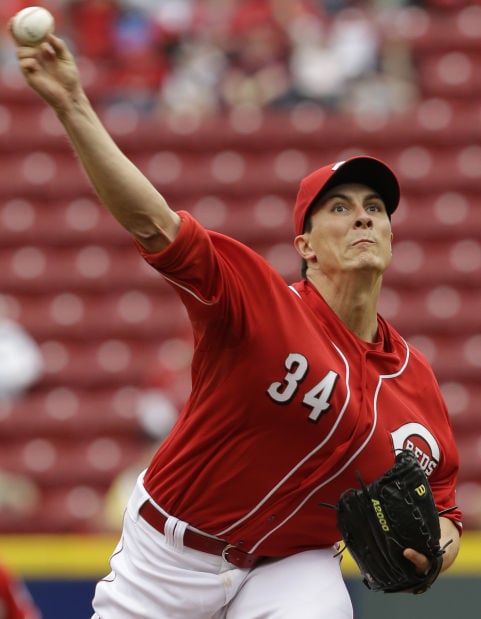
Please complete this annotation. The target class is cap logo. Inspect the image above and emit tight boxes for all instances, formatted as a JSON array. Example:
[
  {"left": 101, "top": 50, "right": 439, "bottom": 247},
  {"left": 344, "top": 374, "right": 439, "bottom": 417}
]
[{"left": 331, "top": 161, "right": 346, "bottom": 171}]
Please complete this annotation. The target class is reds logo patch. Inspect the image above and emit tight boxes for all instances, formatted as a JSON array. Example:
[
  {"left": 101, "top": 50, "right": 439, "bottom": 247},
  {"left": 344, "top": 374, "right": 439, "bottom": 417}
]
[{"left": 390, "top": 423, "right": 439, "bottom": 477}]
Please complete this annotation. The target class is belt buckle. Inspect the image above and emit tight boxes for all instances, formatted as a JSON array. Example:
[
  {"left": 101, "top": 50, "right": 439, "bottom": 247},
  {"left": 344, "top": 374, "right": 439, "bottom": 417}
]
[{"left": 221, "top": 544, "right": 236, "bottom": 563}]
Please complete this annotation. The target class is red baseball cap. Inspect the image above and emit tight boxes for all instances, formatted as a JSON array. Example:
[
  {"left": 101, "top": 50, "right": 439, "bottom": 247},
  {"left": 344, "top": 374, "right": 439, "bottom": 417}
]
[{"left": 293, "top": 156, "right": 400, "bottom": 236}]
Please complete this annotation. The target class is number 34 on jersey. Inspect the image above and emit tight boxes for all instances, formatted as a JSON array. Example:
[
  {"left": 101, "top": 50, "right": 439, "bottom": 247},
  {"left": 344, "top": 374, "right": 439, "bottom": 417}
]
[{"left": 267, "top": 352, "right": 339, "bottom": 422}]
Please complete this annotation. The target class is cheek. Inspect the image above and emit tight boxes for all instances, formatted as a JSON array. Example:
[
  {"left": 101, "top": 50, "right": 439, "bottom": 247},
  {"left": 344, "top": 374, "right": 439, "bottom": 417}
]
[
  {"left": 382, "top": 234, "right": 393, "bottom": 263},
  {"left": 385, "top": 249, "right": 393, "bottom": 267},
  {"left": 312, "top": 233, "right": 333, "bottom": 256}
]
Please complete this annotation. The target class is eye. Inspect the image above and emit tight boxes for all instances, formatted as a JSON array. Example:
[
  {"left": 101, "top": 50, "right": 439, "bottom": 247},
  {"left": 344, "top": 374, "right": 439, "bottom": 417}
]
[
  {"left": 332, "top": 202, "right": 348, "bottom": 213},
  {"left": 366, "top": 202, "right": 385, "bottom": 213}
]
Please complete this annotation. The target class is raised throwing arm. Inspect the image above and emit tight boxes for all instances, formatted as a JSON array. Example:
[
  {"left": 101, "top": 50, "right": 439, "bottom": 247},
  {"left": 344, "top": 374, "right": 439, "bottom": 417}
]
[{"left": 13, "top": 34, "right": 180, "bottom": 252}]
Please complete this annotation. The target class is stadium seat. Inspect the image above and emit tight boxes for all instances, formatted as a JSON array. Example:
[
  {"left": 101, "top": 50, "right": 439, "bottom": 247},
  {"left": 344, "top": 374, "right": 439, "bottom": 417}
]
[
  {"left": 392, "top": 190, "right": 481, "bottom": 242},
  {"left": 0, "top": 197, "right": 130, "bottom": 248},
  {"left": 455, "top": 434, "right": 481, "bottom": 482},
  {"left": 406, "top": 4, "right": 481, "bottom": 55},
  {"left": 0, "top": 435, "right": 143, "bottom": 485},
  {"left": 417, "top": 51, "right": 481, "bottom": 99},
  {"left": 0, "top": 386, "right": 142, "bottom": 439},
  {"left": 443, "top": 381, "right": 481, "bottom": 435},
  {"left": 32, "top": 485, "right": 107, "bottom": 533}
]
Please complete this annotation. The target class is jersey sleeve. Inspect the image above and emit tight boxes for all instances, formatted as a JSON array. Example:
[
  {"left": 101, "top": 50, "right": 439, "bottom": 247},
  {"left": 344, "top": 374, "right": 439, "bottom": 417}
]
[
  {"left": 134, "top": 211, "right": 286, "bottom": 343},
  {"left": 135, "top": 211, "right": 224, "bottom": 305}
]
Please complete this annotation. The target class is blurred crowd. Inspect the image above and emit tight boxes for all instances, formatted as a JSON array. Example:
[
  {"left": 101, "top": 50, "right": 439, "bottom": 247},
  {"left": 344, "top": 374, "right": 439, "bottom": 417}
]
[
  {"left": 0, "top": 296, "right": 43, "bottom": 523},
  {"left": 0, "top": 297, "right": 44, "bottom": 618},
  {"left": 1, "top": 0, "right": 419, "bottom": 116}
]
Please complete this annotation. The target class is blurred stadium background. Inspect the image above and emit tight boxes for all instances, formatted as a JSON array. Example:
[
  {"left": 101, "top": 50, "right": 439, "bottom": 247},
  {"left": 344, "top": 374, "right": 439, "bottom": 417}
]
[{"left": 0, "top": 0, "right": 480, "bottom": 617}]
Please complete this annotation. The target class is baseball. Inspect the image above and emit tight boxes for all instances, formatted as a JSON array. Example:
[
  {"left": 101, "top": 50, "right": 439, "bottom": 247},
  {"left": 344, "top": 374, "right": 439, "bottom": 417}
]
[{"left": 11, "top": 6, "right": 55, "bottom": 46}]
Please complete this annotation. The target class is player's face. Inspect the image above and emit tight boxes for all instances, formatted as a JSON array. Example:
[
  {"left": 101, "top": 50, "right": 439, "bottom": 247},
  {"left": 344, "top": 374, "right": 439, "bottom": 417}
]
[{"left": 300, "top": 183, "right": 393, "bottom": 278}]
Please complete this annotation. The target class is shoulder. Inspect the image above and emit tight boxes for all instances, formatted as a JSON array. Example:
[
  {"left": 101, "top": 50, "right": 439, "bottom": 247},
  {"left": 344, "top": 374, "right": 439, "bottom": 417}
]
[{"left": 380, "top": 316, "right": 437, "bottom": 375}]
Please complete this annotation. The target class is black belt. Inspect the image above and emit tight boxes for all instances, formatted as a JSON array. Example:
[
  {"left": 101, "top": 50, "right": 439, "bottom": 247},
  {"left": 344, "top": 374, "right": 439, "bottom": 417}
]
[{"left": 139, "top": 501, "right": 264, "bottom": 569}]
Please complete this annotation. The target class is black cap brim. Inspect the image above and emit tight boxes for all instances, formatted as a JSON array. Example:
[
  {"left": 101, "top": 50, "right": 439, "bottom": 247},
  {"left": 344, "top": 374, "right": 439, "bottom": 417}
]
[{"left": 319, "top": 157, "right": 400, "bottom": 216}]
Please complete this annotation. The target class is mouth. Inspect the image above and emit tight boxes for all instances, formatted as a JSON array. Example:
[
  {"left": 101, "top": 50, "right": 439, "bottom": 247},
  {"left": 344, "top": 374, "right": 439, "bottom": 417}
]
[{"left": 352, "top": 239, "right": 375, "bottom": 247}]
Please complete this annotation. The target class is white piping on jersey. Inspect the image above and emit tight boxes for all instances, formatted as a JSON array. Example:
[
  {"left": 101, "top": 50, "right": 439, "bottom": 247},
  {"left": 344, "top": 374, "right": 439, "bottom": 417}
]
[
  {"left": 160, "top": 280, "right": 299, "bottom": 314},
  {"left": 247, "top": 338, "right": 411, "bottom": 554},
  {"left": 164, "top": 273, "right": 300, "bottom": 305},
  {"left": 161, "top": 274, "right": 218, "bottom": 305},
  {"left": 216, "top": 340, "right": 352, "bottom": 538}
]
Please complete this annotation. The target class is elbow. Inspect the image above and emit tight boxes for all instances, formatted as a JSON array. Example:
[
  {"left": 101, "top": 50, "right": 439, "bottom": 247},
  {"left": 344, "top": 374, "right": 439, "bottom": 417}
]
[{"left": 133, "top": 212, "right": 181, "bottom": 253}]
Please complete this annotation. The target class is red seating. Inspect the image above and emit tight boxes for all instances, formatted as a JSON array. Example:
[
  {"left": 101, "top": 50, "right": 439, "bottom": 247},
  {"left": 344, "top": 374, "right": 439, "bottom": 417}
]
[
  {"left": 455, "top": 434, "right": 481, "bottom": 483},
  {"left": 0, "top": 387, "right": 143, "bottom": 439},
  {"left": 0, "top": 435, "right": 143, "bottom": 486},
  {"left": 28, "top": 485, "right": 107, "bottom": 533},
  {"left": 0, "top": 196, "right": 130, "bottom": 248},
  {"left": 380, "top": 286, "right": 481, "bottom": 337},
  {"left": 417, "top": 50, "right": 481, "bottom": 99},
  {"left": 444, "top": 381, "right": 481, "bottom": 435},
  {"left": 387, "top": 240, "right": 481, "bottom": 288},
  {"left": 402, "top": 334, "right": 480, "bottom": 383},
  {"left": 9, "top": 289, "right": 188, "bottom": 341},
  {"left": 0, "top": 244, "right": 168, "bottom": 294},
  {"left": 454, "top": 480, "right": 481, "bottom": 530},
  {"left": 404, "top": 5, "right": 481, "bottom": 55},
  {"left": 392, "top": 190, "right": 481, "bottom": 242},
  {"left": 36, "top": 338, "right": 161, "bottom": 388}
]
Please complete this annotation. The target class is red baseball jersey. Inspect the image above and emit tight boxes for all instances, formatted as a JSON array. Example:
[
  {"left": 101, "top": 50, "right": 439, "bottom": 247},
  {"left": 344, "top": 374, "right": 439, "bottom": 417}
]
[{"left": 138, "top": 212, "right": 462, "bottom": 557}]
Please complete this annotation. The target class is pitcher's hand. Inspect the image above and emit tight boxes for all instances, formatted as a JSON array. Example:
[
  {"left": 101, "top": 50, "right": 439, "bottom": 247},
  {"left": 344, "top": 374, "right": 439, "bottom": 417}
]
[
  {"left": 11, "top": 33, "right": 83, "bottom": 113},
  {"left": 403, "top": 548, "right": 430, "bottom": 574}
]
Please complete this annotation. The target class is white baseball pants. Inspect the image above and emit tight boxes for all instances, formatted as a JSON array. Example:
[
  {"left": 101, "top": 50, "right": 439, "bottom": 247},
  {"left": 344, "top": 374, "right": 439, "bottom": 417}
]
[{"left": 91, "top": 473, "right": 353, "bottom": 619}]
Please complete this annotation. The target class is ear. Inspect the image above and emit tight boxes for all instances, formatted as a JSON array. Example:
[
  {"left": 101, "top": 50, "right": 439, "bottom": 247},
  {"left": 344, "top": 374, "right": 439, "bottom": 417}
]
[{"left": 294, "top": 233, "right": 316, "bottom": 261}]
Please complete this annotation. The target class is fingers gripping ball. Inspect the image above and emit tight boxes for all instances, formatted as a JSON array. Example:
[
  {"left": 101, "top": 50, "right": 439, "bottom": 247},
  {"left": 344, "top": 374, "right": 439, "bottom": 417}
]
[{"left": 11, "top": 6, "right": 55, "bottom": 46}]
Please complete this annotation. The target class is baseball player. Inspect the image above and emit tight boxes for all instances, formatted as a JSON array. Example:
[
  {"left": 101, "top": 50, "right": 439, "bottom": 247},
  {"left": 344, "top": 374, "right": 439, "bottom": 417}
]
[{"left": 13, "top": 35, "right": 461, "bottom": 619}]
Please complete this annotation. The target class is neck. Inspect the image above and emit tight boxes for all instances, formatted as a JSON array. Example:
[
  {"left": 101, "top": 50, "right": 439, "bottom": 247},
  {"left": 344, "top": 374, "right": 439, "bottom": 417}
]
[{"left": 307, "top": 272, "right": 382, "bottom": 342}]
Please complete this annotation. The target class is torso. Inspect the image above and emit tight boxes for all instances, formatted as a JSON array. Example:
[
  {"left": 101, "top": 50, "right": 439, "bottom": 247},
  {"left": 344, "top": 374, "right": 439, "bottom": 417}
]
[{"left": 138, "top": 212, "right": 461, "bottom": 556}]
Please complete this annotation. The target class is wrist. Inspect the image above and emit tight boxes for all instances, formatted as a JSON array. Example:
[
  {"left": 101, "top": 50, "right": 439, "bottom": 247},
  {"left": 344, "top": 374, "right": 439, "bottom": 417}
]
[{"left": 55, "top": 88, "right": 91, "bottom": 123}]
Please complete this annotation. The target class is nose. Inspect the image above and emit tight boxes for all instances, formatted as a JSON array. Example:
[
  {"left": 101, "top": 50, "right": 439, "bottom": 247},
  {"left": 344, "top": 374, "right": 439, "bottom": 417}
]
[{"left": 354, "top": 213, "right": 373, "bottom": 229}]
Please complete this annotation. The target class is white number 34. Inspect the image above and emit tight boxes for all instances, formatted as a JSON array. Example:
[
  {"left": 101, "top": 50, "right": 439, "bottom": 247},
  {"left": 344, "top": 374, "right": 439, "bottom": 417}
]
[{"left": 266, "top": 353, "right": 339, "bottom": 422}]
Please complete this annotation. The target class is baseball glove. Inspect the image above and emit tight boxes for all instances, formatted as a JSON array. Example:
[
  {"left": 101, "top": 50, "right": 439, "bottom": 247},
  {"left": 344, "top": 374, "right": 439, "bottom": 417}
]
[{"left": 331, "top": 450, "right": 448, "bottom": 594}]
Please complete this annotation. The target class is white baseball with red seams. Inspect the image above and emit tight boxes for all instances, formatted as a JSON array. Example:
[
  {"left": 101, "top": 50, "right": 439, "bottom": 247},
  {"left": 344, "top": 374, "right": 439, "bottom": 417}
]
[{"left": 11, "top": 6, "right": 55, "bottom": 46}]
